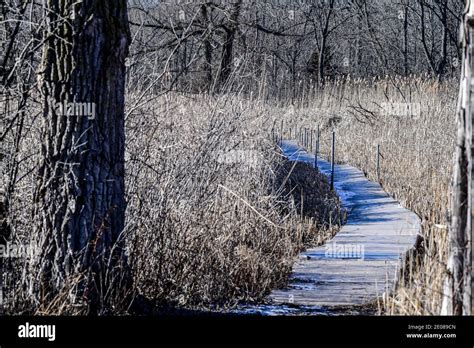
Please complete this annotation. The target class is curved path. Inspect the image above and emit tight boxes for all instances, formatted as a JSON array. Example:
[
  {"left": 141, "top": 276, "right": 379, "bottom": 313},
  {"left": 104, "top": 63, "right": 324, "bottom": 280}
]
[{"left": 268, "top": 140, "right": 421, "bottom": 307}]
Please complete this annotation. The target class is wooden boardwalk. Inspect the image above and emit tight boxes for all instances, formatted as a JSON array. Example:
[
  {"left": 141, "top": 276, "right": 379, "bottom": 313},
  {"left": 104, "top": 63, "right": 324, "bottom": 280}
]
[{"left": 269, "top": 141, "right": 421, "bottom": 307}]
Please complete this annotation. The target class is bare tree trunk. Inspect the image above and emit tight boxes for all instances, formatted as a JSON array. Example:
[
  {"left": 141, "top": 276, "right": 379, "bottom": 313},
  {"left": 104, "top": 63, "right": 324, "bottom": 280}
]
[
  {"left": 438, "top": 0, "right": 449, "bottom": 80},
  {"left": 32, "top": 0, "right": 131, "bottom": 311},
  {"left": 317, "top": 0, "right": 335, "bottom": 85},
  {"left": 403, "top": 4, "right": 409, "bottom": 76},
  {"left": 442, "top": 0, "right": 472, "bottom": 316},
  {"left": 200, "top": 3, "right": 213, "bottom": 93},
  {"left": 218, "top": 0, "right": 242, "bottom": 91},
  {"left": 419, "top": 0, "right": 438, "bottom": 76},
  {"left": 318, "top": 34, "right": 327, "bottom": 85}
]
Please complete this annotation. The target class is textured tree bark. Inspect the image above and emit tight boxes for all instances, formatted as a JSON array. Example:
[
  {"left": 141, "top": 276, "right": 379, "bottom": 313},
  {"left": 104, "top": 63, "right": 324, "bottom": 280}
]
[
  {"left": 442, "top": 0, "right": 472, "bottom": 316},
  {"left": 200, "top": 3, "right": 213, "bottom": 92},
  {"left": 0, "top": 184, "right": 6, "bottom": 315},
  {"left": 218, "top": 0, "right": 242, "bottom": 91},
  {"left": 317, "top": 0, "right": 335, "bottom": 86},
  {"left": 403, "top": 4, "right": 409, "bottom": 76},
  {"left": 32, "top": 0, "right": 130, "bottom": 311}
]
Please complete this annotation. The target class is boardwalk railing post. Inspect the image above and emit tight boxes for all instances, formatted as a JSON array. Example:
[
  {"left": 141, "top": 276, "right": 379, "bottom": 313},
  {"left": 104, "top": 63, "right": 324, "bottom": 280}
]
[
  {"left": 310, "top": 128, "right": 313, "bottom": 153},
  {"left": 280, "top": 120, "right": 283, "bottom": 146},
  {"left": 303, "top": 128, "right": 305, "bottom": 148},
  {"left": 314, "top": 125, "right": 319, "bottom": 169},
  {"left": 376, "top": 144, "right": 381, "bottom": 183},
  {"left": 304, "top": 128, "right": 307, "bottom": 149},
  {"left": 331, "top": 131, "right": 335, "bottom": 190},
  {"left": 304, "top": 128, "right": 308, "bottom": 149},
  {"left": 271, "top": 119, "right": 276, "bottom": 144},
  {"left": 307, "top": 128, "right": 309, "bottom": 149},
  {"left": 301, "top": 127, "right": 306, "bottom": 149}
]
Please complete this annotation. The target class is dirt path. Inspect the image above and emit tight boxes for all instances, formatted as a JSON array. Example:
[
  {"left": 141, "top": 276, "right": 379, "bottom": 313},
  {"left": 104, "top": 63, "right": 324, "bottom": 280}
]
[{"left": 268, "top": 140, "right": 420, "bottom": 308}]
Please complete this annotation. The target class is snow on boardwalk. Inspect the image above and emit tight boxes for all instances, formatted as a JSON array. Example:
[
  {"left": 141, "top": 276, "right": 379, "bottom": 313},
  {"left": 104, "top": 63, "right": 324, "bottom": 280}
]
[{"left": 270, "top": 140, "right": 421, "bottom": 306}]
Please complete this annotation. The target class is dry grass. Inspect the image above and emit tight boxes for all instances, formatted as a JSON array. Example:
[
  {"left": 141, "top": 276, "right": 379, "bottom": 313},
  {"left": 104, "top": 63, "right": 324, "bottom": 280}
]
[
  {"left": 278, "top": 160, "right": 345, "bottom": 248},
  {"left": 124, "top": 93, "right": 343, "bottom": 309},
  {"left": 3, "top": 75, "right": 454, "bottom": 314},
  {"left": 3, "top": 91, "right": 343, "bottom": 313},
  {"left": 280, "top": 76, "right": 456, "bottom": 315}
]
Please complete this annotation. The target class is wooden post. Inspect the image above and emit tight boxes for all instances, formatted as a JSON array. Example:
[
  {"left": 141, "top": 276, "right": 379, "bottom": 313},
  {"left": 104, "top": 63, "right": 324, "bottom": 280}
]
[
  {"left": 314, "top": 125, "right": 319, "bottom": 169},
  {"left": 376, "top": 144, "right": 381, "bottom": 183},
  {"left": 280, "top": 119, "right": 283, "bottom": 146},
  {"left": 310, "top": 128, "right": 313, "bottom": 153},
  {"left": 442, "top": 0, "right": 472, "bottom": 316},
  {"left": 271, "top": 119, "right": 277, "bottom": 144},
  {"left": 303, "top": 128, "right": 305, "bottom": 148},
  {"left": 304, "top": 128, "right": 306, "bottom": 148},
  {"left": 306, "top": 128, "right": 309, "bottom": 149},
  {"left": 304, "top": 127, "right": 308, "bottom": 149},
  {"left": 331, "top": 131, "right": 335, "bottom": 190},
  {"left": 304, "top": 128, "right": 308, "bottom": 149}
]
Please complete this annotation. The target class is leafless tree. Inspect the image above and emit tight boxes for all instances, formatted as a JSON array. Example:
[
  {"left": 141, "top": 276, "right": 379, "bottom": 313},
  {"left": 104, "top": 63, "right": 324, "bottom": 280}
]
[
  {"left": 442, "top": 0, "right": 472, "bottom": 316},
  {"left": 31, "top": 0, "right": 131, "bottom": 312}
]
